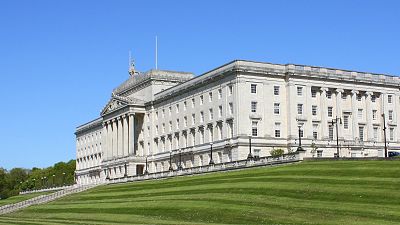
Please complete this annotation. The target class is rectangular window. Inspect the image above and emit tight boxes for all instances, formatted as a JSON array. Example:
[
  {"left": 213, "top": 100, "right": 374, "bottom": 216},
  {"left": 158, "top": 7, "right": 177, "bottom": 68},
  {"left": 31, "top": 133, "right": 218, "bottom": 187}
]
[
  {"left": 388, "top": 95, "right": 393, "bottom": 103},
  {"left": 176, "top": 119, "right": 180, "bottom": 130},
  {"left": 297, "top": 104, "right": 303, "bottom": 115},
  {"left": 297, "top": 87, "right": 303, "bottom": 96},
  {"left": 251, "top": 84, "right": 257, "bottom": 93},
  {"left": 169, "top": 121, "right": 172, "bottom": 131},
  {"left": 218, "top": 105, "right": 222, "bottom": 117},
  {"left": 275, "top": 122, "right": 281, "bottom": 138},
  {"left": 359, "top": 126, "right": 364, "bottom": 142},
  {"left": 162, "top": 123, "right": 165, "bottom": 133},
  {"left": 328, "top": 125, "right": 334, "bottom": 140},
  {"left": 200, "top": 95, "right": 204, "bottom": 105},
  {"left": 155, "top": 125, "right": 159, "bottom": 135},
  {"left": 274, "top": 103, "right": 280, "bottom": 115},
  {"left": 251, "top": 121, "right": 258, "bottom": 136},
  {"left": 229, "top": 85, "right": 233, "bottom": 95},
  {"left": 209, "top": 92, "right": 213, "bottom": 102},
  {"left": 218, "top": 89, "right": 222, "bottom": 99},
  {"left": 191, "top": 98, "right": 195, "bottom": 108},
  {"left": 313, "top": 124, "right": 318, "bottom": 140},
  {"left": 358, "top": 109, "right": 363, "bottom": 120},
  {"left": 311, "top": 89, "right": 317, "bottom": 98},
  {"left": 371, "top": 95, "right": 376, "bottom": 102},
  {"left": 200, "top": 111, "right": 204, "bottom": 123},
  {"left": 229, "top": 102, "right": 233, "bottom": 114},
  {"left": 326, "top": 91, "right": 332, "bottom": 99},
  {"left": 274, "top": 86, "right": 280, "bottom": 95},
  {"left": 328, "top": 107, "right": 333, "bottom": 117},
  {"left": 192, "top": 114, "right": 195, "bottom": 125},
  {"left": 373, "top": 127, "right": 378, "bottom": 141},
  {"left": 343, "top": 115, "right": 349, "bottom": 129},
  {"left": 388, "top": 110, "right": 393, "bottom": 121},
  {"left": 389, "top": 128, "right": 394, "bottom": 141},
  {"left": 176, "top": 104, "right": 179, "bottom": 113},
  {"left": 312, "top": 105, "right": 317, "bottom": 116},
  {"left": 317, "top": 150, "right": 323, "bottom": 158},
  {"left": 184, "top": 116, "right": 187, "bottom": 127},
  {"left": 341, "top": 93, "right": 347, "bottom": 100},
  {"left": 183, "top": 101, "right": 187, "bottom": 110},
  {"left": 251, "top": 101, "right": 257, "bottom": 113},
  {"left": 357, "top": 94, "right": 362, "bottom": 101},
  {"left": 209, "top": 108, "right": 213, "bottom": 120},
  {"left": 372, "top": 110, "right": 377, "bottom": 120},
  {"left": 168, "top": 107, "right": 172, "bottom": 115}
]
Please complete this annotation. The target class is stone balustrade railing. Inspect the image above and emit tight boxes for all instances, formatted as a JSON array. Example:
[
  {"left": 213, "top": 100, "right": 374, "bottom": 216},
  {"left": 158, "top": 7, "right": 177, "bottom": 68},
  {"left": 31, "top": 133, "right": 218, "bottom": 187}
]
[
  {"left": 0, "top": 184, "right": 97, "bottom": 215},
  {"left": 107, "top": 152, "right": 303, "bottom": 184},
  {"left": 19, "top": 184, "right": 75, "bottom": 195}
]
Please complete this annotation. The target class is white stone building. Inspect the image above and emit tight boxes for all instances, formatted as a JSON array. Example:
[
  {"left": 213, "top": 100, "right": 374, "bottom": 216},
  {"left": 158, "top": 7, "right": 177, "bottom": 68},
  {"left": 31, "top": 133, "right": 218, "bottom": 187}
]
[{"left": 75, "top": 60, "right": 400, "bottom": 185}]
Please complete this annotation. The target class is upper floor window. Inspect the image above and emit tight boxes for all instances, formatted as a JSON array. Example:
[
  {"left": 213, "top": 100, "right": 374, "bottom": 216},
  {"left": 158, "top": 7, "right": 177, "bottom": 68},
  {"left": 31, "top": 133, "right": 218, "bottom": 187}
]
[
  {"left": 162, "top": 109, "right": 165, "bottom": 118},
  {"left": 389, "top": 128, "right": 394, "bottom": 141},
  {"left": 183, "top": 101, "right": 187, "bottom": 110},
  {"left": 275, "top": 122, "right": 281, "bottom": 138},
  {"left": 388, "top": 110, "right": 393, "bottom": 121},
  {"left": 341, "top": 93, "right": 347, "bottom": 100},
  {"left": 357, "top": 94, "right": 362, "bottom": 101},
  {"left": 274, "top": 103, "right": 280, "bottom": 115},
  {"left": 312, "top": 105, "right": 317, "bottom": 116},
  {"left": 191, "top": 98, "right": 195, "bottom": 108},
  {"left": 218, "top": 89, "right": 222, "bottom": 99},
  {"left": 274, "top": 86, "right": 280, "bottom": 95},
  {"left": 229, "top": 102, "right": 233, "bottom": 115},
  {"left": 169, "top": 121, "right": 172, "bottom": 131},
  {"left": 358, "top": 109, "right": 363, "bottom": 120},
  {"left": 184, "top": 116, "right": 187, "bottom": 127},
  {"left": 297, "top": 87, "right": 303, "bottom": 96},
  {"left": 311, "top": 89, "right": 317, "bottom": 98},
  {"left": 192, "top": 114, "right": 195, "bottom": 125},
  {"left": 228, "top": 85, "right": 233, "bottom": 95},
  {"left": 251, "top": 101, "right": 257, "bottom": 113},
  {"left": 388, "top": 95, "right": 393, "bottom": 103},
  {"left": 326, "top": 91, "right": 332, "bottom": 99},
  {"left": 218, "top": 105, "right": 222, "bottom": 117},
  {"left": 328, "top": 107, "right": 333, "bottom": 117},
  {"left": 251, "top": 84, "right": 257, "bottom": 94},
  {"left": 372, "top": 110, "right": 377, "bottom": 120},
  {"left": 200, "top": 111, "right": 204, "bottom": 123},
  {"left": 176, "top": 119, "right": 180, "bottom": 130},
  {"left": 168, "top": 107, "right": 172, "bottom": 115},
  {"left": 155, "top": 111, "right": 159, "bottom": 120},
  {"left": 209, "top": 108, "right": 213, "bottom": 120},
  {"left": 200, "top": 95, "right": 204, "bottom": 105},
  {"left": 176, "top": 104, "right": 179, "bottom": 113},
  {"left": 209, "top": 92, "right": 213, "bottom": 102},
  {"left": 297, "top": 104, "right": 303, "bottom": 115},
  {"left": 371, "top": 95, "right": 376, "bottom": 102},
  {"left": 343, "top": 115, "right": 349, "bottom": 129}
]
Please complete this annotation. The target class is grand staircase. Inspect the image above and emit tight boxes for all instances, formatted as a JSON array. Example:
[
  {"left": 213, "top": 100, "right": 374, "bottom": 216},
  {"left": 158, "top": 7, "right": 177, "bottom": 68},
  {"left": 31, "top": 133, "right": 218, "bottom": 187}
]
[{"left": 0, "top": 184, "right": 98, "bottom": 215}]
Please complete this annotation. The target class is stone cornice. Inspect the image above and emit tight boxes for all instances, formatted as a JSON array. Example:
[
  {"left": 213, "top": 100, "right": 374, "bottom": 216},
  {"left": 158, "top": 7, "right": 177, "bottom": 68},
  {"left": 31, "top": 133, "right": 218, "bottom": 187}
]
[{"left": 75, "top": 117, "right": 103, "bottom": 135}]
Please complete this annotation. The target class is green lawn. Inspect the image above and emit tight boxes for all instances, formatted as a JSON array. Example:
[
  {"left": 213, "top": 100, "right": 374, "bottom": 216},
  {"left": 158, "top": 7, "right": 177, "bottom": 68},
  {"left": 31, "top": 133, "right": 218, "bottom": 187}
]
[
  {"left": 0, "top": 191, "right": 53, "bottom": 207},
  {"left": 1, "top": 161, "right": 400, "bottom": 225}
]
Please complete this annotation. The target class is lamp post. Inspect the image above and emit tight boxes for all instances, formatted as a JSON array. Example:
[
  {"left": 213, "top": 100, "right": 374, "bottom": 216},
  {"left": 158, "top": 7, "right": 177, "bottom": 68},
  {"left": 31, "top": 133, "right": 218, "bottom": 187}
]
[
  {"left": 144, "top": 157, "right": 149, "bottom": 174},
  {"left": 297, "top": 124, "right": 303, "bottom": 151},
  {"left": 169, "top": 151, "right": 173, "bottom": 171},
  {"left": 209, "top": 142, "right": 214, "bottom": 165},
  {"left": 177, "top": 149, "right": 183, "bottom": 170},
  {"left": 382, "top": 113, "right": 388, "bottom": 158},
  {"left": 331, "top": 116, "right": 342, "bottom": 157},
  {"left": 32, "top": 178, "right": 36, "bottom": 190},
  {"left": 52, "top": 174, "right": 55, "bottom": 187},
  {"left": 247, "top": 136, "right": 253, "bottom": 160}
]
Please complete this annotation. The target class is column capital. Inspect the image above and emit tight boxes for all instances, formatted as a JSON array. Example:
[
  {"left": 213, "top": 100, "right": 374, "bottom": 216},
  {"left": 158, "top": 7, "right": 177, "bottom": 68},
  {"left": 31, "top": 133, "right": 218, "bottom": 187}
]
[
  {"left": 365, "top": 91, "right": 373, "bottom": 96},
  {"left": 335, "top": 88, "right": 344, "bottom": 93},
  {"left": 351, "top": 90, "right": 359, "bottom": 95},
  {"left": 320, "top": 87, "right": 328, "bottom": 92},
  {"left": 117, "top": 116, "right": 122, "bottom": 121}
]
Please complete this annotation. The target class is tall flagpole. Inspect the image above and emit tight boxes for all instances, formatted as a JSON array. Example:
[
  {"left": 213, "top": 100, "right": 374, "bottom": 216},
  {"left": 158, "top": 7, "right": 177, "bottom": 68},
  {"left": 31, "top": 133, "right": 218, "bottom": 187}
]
[{"left": 155, "top": 36, "right": 158, "bottom": 70}]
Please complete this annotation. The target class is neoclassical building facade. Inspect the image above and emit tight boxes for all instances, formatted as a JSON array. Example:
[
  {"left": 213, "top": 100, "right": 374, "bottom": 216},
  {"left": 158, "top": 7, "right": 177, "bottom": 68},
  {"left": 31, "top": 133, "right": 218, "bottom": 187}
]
[{"left": 75, "top": 60, "right": 400, "bottom": 185}]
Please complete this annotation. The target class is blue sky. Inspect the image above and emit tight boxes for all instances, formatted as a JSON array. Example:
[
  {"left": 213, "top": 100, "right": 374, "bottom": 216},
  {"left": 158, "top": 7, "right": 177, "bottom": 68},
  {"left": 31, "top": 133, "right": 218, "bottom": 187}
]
[{"left": 0, "top": 0, "right": 399, "bottom": 170}]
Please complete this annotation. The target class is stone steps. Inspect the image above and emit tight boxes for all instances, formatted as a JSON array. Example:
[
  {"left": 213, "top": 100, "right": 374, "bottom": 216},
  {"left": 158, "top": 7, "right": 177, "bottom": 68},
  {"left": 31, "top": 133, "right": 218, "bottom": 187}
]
[{"left": 0, "top": 184, "right": 97, "bottom": 215}]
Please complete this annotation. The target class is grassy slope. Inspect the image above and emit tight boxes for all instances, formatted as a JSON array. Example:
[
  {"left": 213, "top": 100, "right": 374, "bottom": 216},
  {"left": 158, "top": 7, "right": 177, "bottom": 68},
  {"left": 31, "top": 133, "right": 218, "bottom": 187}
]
[
  {"left": 0, "top": 192, "right": 53, "bottom": 207},
  {"left": 0, "top": 161, "right": 400, "bottom": 225}
]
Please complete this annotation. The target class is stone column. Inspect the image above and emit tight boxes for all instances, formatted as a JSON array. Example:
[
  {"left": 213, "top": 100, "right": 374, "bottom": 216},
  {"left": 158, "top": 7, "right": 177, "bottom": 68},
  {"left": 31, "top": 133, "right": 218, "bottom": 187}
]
[
  {"left": 118, "top": 117, "right": 123, "bottom": 157},
  {"left": 129, "top": 113, "right": 135, "bottom": 155},
  {"left": 351, "top": 90, "right": 359, "bottom": 140},
  {"left": 320, "top": 87, "right": 328, "bottom": 139},
  {"left": 335, "top": 89, "right": 344, "bottom": 138},
  {"left": 113, "top": 118, "right": 118, "bottom": 158},
  {"left": 123, "top": 114, "right": 129, "bottom": 157},
  {"left": 102, "top": 122, "right": 108, "bottom": 160},
  {"left": 365, "top": 92, "right": 374, "bottom": 141},
  {"left": 107, "top": 121, "right": 112, "bottom": 159}
]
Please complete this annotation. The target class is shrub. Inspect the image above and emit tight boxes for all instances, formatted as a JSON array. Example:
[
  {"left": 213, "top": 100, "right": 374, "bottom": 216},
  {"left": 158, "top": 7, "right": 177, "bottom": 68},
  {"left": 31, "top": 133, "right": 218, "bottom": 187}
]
[{"left": 270, "top": 148, "right": 284, "bottom": 158}]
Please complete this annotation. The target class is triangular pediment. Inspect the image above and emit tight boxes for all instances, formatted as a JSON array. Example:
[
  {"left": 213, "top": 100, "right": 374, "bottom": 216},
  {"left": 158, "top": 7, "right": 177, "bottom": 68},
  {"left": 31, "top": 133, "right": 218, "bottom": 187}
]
[{"left": 100, "top": 93, "right": 145, "bottom": 116}]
